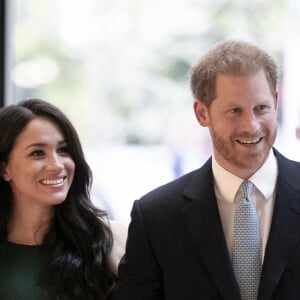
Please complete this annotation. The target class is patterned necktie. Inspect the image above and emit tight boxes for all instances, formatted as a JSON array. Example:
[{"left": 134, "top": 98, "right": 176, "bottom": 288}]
[{"left": 232, "top": 180, "right": 261, "bottom": 300}]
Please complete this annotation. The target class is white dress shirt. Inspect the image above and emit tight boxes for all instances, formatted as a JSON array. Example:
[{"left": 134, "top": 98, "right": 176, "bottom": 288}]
[{"left": 212, "top": 151, "right": 278, "bottom": 261}]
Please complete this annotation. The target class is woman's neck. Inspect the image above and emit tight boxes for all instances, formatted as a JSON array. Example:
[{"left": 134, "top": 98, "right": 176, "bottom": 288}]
[{"left": 7, "top": 204, "right": 54, "bottom": 245}]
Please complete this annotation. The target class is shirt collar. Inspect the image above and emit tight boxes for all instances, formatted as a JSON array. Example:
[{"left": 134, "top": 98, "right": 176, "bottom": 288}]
[{"left": 212, "top": 150, "right": 278, "bottom": 203}]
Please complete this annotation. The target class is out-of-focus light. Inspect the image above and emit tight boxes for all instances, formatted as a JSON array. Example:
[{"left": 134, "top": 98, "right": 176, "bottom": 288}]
[{"left": 12, "top": 56, "right": 59, "bottom": 88}]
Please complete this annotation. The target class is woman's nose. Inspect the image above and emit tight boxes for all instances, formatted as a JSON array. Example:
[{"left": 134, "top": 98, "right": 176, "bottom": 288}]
[{"left": 46, "top": 155, "right": 64, "bottom": 171}]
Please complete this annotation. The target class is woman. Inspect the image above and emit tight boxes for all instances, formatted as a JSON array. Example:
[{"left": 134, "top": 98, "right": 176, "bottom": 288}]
[{"left": 0, "top": 98, "right": 126, "bottom": 299}]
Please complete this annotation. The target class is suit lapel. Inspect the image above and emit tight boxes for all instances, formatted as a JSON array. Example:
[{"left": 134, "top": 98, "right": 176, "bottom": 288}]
[
  {"left": 258, "top": 151, "right": 300, "bottom": 299},
  {"left": 181, "top": 159, "right": 240, "bottom": 299}
]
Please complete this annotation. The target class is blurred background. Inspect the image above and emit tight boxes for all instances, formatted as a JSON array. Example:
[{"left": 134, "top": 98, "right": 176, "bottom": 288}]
[{"left": 1, "top": 0, "right": 300, "bottom": 223}]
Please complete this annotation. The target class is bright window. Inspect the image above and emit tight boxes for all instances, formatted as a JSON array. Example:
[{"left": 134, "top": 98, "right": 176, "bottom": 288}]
[{"left": 10, "top": 0, "right": 298, "bottom": 223}]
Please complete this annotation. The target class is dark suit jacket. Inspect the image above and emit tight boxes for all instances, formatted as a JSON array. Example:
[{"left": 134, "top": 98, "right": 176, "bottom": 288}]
[{"left": 111, "top": 149, "right": 300, "bottom": 300}]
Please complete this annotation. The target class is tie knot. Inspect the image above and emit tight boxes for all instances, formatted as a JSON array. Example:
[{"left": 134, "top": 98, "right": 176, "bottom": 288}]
[{"left": 240, "top": 180, "right": 253, "bottom": 201}]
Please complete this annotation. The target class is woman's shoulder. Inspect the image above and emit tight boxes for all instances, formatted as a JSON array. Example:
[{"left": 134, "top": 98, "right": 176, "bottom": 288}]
[{"left": 107, "top": 220, "right": 128, "bottom": 275}]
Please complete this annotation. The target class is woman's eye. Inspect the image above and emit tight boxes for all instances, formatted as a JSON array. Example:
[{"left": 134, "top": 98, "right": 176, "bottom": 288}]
[
  {"left": 30, "top": 150, "right": 44, "bottom": 157},
  {"left": 58, "top": 146, "right": 69, "bottom": 154}
]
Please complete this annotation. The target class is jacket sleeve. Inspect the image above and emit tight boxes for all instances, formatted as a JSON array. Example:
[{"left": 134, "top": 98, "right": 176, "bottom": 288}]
[{"left": 111, "top": 200, "right": 164, "bottom": 300}]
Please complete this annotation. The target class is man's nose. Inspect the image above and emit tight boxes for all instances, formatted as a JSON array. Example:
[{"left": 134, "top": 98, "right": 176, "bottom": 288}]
[{"left": 240, "top": 111, "right": 260, "bottom": 132}]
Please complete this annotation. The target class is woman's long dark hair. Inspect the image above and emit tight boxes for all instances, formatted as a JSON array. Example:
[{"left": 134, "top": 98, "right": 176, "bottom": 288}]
[{"left": 0, "top": 99, "right": 115, "bottom": 299}]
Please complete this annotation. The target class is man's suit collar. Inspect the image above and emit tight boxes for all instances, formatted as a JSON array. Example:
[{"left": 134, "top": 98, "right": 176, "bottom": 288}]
[
  {"left": 181, "top": 158, "right": 241, "bottom": 299},
  {"left": 181, "top": 149, "right": 300, "bottom": 300},
  {"left": 258, "top": 149, "right": 300, "bottom": 299}
]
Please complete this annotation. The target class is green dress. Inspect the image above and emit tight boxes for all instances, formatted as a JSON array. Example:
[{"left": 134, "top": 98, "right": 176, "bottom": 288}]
[{"left": 0, "top": 241, "right": 62, "bottom": 300}]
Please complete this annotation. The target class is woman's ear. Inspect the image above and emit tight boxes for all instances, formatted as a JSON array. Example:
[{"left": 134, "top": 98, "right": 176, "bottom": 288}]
[
  {"left": 0, "top": 163, "right": 10, "bottom": 181},
  {"left": 193, "top": 100, "right": 210, "bottom": 127}
]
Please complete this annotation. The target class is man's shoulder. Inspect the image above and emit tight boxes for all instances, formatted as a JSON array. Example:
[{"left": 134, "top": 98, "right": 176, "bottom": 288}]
[
  {"left": 274, "top": 148, "right": 300, "bottom": 171},
  {"left": 275, "top": 149, "right": 300, "bottom": 188}
]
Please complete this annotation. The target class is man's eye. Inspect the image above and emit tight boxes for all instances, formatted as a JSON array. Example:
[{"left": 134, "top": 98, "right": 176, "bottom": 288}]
[
  {"left": 257, "top": 105, "right": 267, "bottom": 110},
  {"left": 230, "top": 108, "right": 241, "bottom": 113}
]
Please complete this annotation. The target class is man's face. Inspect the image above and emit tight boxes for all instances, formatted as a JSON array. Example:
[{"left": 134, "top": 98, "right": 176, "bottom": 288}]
[{"left": 194, "top": 69, "right": 278, "bottom": 178}]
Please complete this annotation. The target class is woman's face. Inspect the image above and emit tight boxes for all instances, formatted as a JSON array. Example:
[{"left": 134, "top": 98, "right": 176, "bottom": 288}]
[{"left": 3, "top": 116, "right": 75, "bottom": 210}]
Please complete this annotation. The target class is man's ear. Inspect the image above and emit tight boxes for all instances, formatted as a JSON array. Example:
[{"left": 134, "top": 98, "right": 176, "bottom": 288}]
[
  {"left": 193, "top": 100, "right": 210, "bottom": 127},
  {"left": 274, "top": 90, "right": 279, "bottom": 111}
]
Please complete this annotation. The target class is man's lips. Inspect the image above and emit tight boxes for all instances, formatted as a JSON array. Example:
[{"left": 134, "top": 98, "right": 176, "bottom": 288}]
[{"left": 236, "top": 137, "right": 263, "bottom": 145}]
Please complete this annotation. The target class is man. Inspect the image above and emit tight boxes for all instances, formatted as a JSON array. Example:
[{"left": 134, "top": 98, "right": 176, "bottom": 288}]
[{"left": 111, "top": 40, "right": 300, "bottom": 299}]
